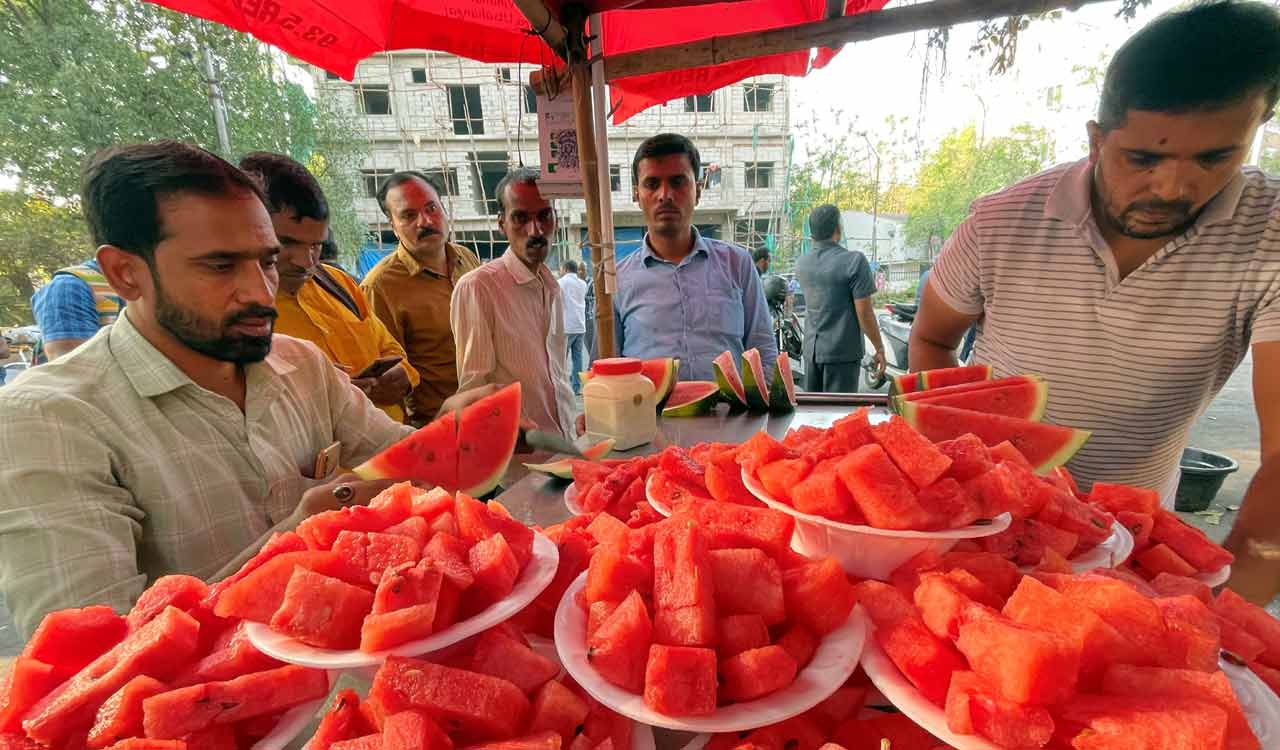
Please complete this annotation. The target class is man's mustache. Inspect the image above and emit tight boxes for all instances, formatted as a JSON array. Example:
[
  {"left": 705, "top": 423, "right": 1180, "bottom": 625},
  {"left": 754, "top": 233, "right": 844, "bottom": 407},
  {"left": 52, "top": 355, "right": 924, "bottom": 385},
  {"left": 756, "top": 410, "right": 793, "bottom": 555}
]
[
  {"left": 417, "top": 227, "right": 441, "bottom": 239},
  {"left": 226, "top": 305, "right": 278, "bottom": 326},
  {"left": 1127, "top": 199, "right": 1193, "bottom": 216},
  {"left": 527, "top": 238, "right": 548, "bottom": 250}
]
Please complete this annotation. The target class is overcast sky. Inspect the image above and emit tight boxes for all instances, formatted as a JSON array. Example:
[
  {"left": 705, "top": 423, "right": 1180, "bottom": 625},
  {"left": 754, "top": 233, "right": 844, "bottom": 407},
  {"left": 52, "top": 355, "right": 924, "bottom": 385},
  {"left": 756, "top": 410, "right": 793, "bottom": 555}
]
[{"left": 790, "top": 0, "right": 1184, "bottom": 166}]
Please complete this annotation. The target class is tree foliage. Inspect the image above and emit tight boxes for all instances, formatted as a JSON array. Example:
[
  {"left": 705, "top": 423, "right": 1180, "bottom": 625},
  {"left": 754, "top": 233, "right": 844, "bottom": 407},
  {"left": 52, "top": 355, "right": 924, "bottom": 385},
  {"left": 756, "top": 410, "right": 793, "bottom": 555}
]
[
  {"left": 903, "top": 124, "right": 1056, "bottom": 254},
  {"left": 0, "top": 0, "right": 367, "bottom": 324}
]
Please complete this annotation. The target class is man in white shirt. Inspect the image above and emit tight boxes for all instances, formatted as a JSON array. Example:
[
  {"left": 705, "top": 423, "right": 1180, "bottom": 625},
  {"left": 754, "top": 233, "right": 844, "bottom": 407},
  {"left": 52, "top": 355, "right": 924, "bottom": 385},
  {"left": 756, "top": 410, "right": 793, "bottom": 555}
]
[
  {"left": 559, "top": 259, "right": 589, "bottom": 393},
  {"left": 451, "top": 168, "right": 577, "bottom": 438}
]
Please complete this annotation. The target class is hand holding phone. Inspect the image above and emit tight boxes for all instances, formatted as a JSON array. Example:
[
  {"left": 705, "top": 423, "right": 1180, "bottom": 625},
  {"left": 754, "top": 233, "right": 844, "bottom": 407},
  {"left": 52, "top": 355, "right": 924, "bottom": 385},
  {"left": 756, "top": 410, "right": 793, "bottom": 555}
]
[{"left": 356, "top": 355, "right": 402, "bottom": 380}]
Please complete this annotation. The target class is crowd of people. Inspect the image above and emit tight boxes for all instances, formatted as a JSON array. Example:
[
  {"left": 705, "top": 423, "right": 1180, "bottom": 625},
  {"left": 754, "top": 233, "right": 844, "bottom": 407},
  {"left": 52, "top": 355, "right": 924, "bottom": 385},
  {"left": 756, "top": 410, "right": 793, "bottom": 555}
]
[{"left": 0, "top": 1, "right": 1278, "bottom": 637}]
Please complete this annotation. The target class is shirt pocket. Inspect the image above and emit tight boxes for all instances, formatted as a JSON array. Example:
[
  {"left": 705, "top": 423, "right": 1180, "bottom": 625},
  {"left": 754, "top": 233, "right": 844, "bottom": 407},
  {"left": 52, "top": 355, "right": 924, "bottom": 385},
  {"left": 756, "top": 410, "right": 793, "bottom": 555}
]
[{"left": 707, "top": 286, "right": 745, "bottom": 337}]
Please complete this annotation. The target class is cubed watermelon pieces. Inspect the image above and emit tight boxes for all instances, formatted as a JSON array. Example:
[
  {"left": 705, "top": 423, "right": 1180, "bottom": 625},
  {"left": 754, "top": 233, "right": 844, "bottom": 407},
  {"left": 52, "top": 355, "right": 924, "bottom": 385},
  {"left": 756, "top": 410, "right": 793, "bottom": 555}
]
[
  {"left": 141, "top": 665, "right": 328, "bottom": 740},
  {"left": 369, "top": 657, "right": 529, "bottom": 743},
  {"left": 643, "top": 645, "right": 717, "bottom": 717},
  {"left": 719, "top": 645, "right": 798, "bottom": 702},
  {"left": 269, "top": 567, "right": 374, "bottom": 650}
]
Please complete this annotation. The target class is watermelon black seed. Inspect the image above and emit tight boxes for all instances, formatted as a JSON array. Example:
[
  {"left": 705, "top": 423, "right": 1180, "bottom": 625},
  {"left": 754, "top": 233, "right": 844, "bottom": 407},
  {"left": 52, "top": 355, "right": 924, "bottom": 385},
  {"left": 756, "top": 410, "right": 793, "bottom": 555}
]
[
  {"left": 974, "top": 518, "right": 993, "bottom": 526},
  {"left": 784, "top": 740, "right": 799, "bottom": 750}
]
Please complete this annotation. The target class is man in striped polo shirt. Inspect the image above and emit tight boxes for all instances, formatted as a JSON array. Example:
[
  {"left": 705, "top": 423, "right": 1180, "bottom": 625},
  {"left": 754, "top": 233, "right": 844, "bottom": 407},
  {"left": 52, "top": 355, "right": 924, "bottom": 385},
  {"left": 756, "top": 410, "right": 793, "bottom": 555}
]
[{"left": 911, "top": 2, "right": 1280, "bottom": 603}]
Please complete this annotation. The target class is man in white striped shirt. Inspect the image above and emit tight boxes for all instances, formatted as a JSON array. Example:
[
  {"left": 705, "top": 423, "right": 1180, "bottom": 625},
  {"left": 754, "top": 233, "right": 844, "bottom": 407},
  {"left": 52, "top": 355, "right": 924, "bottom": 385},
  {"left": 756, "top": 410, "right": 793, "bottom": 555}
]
[
  {"left": 911, "top": 2, "right": 1280, "bottom": 603},
  {"left": 451, "top": 168, "right": 578, "bottom": 439}
]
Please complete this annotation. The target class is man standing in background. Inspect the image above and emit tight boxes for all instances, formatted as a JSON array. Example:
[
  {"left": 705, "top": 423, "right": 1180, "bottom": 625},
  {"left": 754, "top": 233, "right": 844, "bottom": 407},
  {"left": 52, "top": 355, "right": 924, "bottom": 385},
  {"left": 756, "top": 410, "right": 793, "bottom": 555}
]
[
  {"left": 362, "top": 171, "right": 481, "bottom": 426},
  {"left": 795, "top": 204, "right": 885, "bottom": 393},
  {"left": 30, "top": 258, "right": 124, "bottom": 362},
  {"left": 559, "top": 259, "right": 589, "bottom": 393}
]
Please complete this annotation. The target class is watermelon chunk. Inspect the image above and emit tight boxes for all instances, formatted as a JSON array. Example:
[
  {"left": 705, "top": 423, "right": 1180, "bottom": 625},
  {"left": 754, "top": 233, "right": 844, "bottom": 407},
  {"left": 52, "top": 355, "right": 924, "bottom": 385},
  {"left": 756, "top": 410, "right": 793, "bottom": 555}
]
[
  {"left": 1134, "top": 544, "right": 1198, "bottom": 579},
  {"left": 469, "top": 533, "right": 521, "bottom": 603},
  {"left": 789, "top": 459, "right": 857, "bottom": 520},
  {"left": 1248, "top": 661, "right": 1280, "bottom": 697},
  {"left": 270, "top": 567, "right": 374, "bottom": 650},
  {"left": 330, "top": 735, "right": 383, "bottom": 750},
  {"left": 1003, "top": 576, "right": 1135, "bottom": 685},
  {"left": 900, "top": 402, "right": 1090, "bottom": 472},
  {"left": 736, "top": 432, "right": 796, "bottom": 476},
  {"left": 1102, "top": 665, "right": 1256, "bottom": 750},
  {"left": 105, "top": 741, "right": 186, "bottom": 750},
  {"left": 1214, "top": 588, "right": 1280, "bottom": 669},
  {"left": 1151, "top": 512, "right": 1234, "bottom": 573},
  {"left": 1055, "top": 694, "right": 1228, "bottom": 750},
  {"left": 719, "top": 645, "right": 798, "bottom": 702},
  {"left": 956, "top": 616, "right": 1080, "bottom": 705},
  {"left": 708, "top": 548, "right": 785, "bottom": 625},
  {"left": 455, "top": 494, "right": 535, "bottom": 568},
  {"left": 945, "top": 671, "right": 1055, "bottom": 748},
  {"left": 369, "top": 657, "right": 529, "bottom": 742},
  {"left": 870, "top": 416, "right": 953, "bottom": 488},
  {"left": 783, "top": 558, "right": 856, "bottom": 636},
  {"left": 333, "top": 530, "right": 422, "bottom": 587},
  {"left": 891, "top": 372, "right": 921, "bottom": 394},
  {"left": 0, "top": 658, "right": 60, "bottom": 733},
  {"left": 912, "top": 572, "right": 997, "bottom": 640},
  {"left": 585, "top": 545, "right": 651, "bottom": 604},
  {"left": 22, "top": 607, "right": 200, "bottom": 747},
  {"left": 756, "top": 458, "right": 811, "bottom": 504},
  {"left": 587, "top": 591, "right": 652, "bottom": 692},
  {"left": 374, "top": 561, "right": 445, "bottom": 615},
  {"left": 384, "top": 516, "right": 432, "bottom": 550},
  {"left": 298, "top": 487, "right": 414, "bottom": 551},
  {"left": 938, "top": 551, "right": 1021, "bottom": 600},
  {"left": 457, "top": 732, "right": 559, "bottom": 750},
  {"left": 653, "top": 522, "right": 716, "bottom": 647},
  {"left": 312, "top": 689, "right": 377, "bottom": 750},
  {"left": 1116, "top": 511, "right": 1155, "bottom": 550},
  {"left": 1150, "top": 573, "right": 1214, "bottom": 605},
  {"left": 916, "top": 478, "right": 983, "bottom": 529},
  {"left": 936, "top": 434, "right": 994, "bottom": 482},
  {"left": 775, "top": 625, "right": 818, "bottom": 671},
  {"left": 412, "top": 488, "right": 455, "bottom": 520},
  {"left": 981, "top": 517, "right": 1080, "bottom": 567},
  {"left": 527, "top": 681, "right": 589, "bottom": 745},
  {"left": 142, "top": 665, "right": 328, "bottom": 739},
  {"left": 836, "top": 444, "right": 937, "bottom": 530},
  {"left": 86, "top": 675, "right": 167, "bottom": 749},
  {"left": 469, "top": 629, "right": 559, "bottom": 695},
  {"left": 918, "top": 364, "right": 992, "bottom": 390},
  {"left": 643, "top": 645, "right": 717, "bottom": 716},
  {"left": 382, "top": 710, "right": 452, "bottom": 750},
  {"left": 879, "top": 617, "right": 967, "bottom": 706},
  {"left": 1046, "top": 575, "right": 1166, "bottom": 661},
  {"left": 586, "top": 513, "right": 630, "bottom": 551},
  {"left": 422, "top": 533, "right": 476, "bottom": 591},
  {"left": 21, "top": 606, "right": 129, "bottom": 680},
  {"left": 174, "top": 621, "right": 281, "bottom": 686},
  {"left": 125, "top": 575, "right": 208, "bottom": 632},
  {"left": 717, "top": 614, "right": 770, "bottom": 659},
  {"left": 1090, "top": 483, "right": 1161, "bottom": 516}
]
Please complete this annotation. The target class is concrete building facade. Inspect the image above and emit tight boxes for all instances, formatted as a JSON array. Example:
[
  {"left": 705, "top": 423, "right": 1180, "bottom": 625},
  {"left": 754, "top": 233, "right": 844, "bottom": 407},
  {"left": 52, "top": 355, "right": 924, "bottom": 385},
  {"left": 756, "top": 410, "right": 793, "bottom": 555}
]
[{"left": 309, "top": 52, "right": 792, "bottom": 271}]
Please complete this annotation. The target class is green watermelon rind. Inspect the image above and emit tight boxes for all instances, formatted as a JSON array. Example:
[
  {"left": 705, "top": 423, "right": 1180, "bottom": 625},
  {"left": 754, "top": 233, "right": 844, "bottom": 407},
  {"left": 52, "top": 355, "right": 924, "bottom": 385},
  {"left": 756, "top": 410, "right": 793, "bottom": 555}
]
[
  {"left": 521, "top": 459, "right": 574, "bottom": 480},
  {"left": 661, "top": 381, "right": 720, "bottom": 418},
  {"left": 890, "top": 377, "right": 1049, "bottom": 421},
  {"left": 642, "top": 357, "right": 681, "bottom": 407},
  {"left": 580, "top": 438, "right": 616, "bottom": 461},
  {"left": 713, "top": 351, "right": 748, "bottom": 407},
  {"left": 740, "top": 349, "right": 771, "bottom": 410},
  {"left": 898, "top": 401, "right": 1091, "bottom": 474},
  {"left": 768, "top": 353, "right": 796, "bottom": 413}
]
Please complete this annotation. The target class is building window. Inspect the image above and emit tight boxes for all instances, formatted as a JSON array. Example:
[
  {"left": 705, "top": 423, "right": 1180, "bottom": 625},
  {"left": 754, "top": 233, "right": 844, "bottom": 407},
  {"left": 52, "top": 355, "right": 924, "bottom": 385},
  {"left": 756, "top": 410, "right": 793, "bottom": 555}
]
[
  {"left": 701, "top": 163, "right": 722, "bottom": 190},
  {"left": 684, "top": 94, "right": 714, "bottom": 113},
  {"left": 361, "top": 169, "right": 394, "bottom": 199},
  {"left": 745, "top": 162, "right": 774, "bottom": 189},
  {"left": 734, "top": 218, "right": 777, "bottom": 252},
  {"left": 422, "top": 167, "right": 460, "bottom": 197},
  {"left": 743, "top": 83, "right": 774, "bottom": 112},
  {"left": 356, "top": 85, "right": 391, "bottom": 115},
  {"left": 325, "top": 70, "right": 340, "bottom": 80},
  {"left": 522, "top": 85, "right": 537, "bottom": 114},
  {"left": 448, "top": 84, "right": 485, "bottom": 135},
  {"left": 410, "top": 68, "right": 427, "bottom": 84},
  {"left": 609, "top": 165, "right": 621, "bottom": 193},
  {"left": 500, "top": 67, "right": 513, "bottom": 82}
]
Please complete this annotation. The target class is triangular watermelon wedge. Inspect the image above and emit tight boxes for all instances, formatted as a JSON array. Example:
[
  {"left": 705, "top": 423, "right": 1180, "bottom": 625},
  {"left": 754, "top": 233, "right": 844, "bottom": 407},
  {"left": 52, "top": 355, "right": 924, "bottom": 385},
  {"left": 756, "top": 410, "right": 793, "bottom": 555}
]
[
  {"left": 919, "top": 364, "right": 992, "bottom": 390},
  {"left": 713, "top": 351, "right": 748, "bottom": 408},
  {"left": 354, "top": 383, "right": 523, "bottom": 497},
  {"left": 899, "top": 401, "right": 1089, "bottom": 473},
  {"left": 768, "top": 353, "right": 796, "bottom": 412},
  {"left": 740, "top": 348, "right": 771, "bottom": 410},
  {"left": 894, "top": 375, "right": 1048, "bottom": 421},
  {"left": 640, "top": 357, "right": 680, "bottom": 407}
]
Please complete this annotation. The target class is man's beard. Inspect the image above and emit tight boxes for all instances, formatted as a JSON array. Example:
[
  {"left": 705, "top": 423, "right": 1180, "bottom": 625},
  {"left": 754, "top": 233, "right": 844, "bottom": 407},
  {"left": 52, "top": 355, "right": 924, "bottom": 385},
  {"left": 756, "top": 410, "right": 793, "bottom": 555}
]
[
  {"left": 154, "top": 277, "right": 276, "bottom": 364},
  {"left": 1095, "top": 163, "right": 1199, "bottom": 240}
]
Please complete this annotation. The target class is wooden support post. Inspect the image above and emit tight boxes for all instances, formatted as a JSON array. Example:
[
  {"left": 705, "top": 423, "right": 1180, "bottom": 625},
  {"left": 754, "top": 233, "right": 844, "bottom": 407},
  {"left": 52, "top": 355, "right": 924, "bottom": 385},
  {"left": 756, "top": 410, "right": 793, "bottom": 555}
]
[{"left": 563, "top": 5, "right": 616, "bottom": 358}]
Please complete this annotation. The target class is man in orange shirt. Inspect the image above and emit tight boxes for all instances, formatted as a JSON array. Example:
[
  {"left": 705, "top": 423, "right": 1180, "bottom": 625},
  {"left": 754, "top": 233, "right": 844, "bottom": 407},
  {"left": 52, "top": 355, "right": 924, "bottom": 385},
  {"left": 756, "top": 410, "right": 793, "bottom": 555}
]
[{"left": 240, "top": 153, "right": 418, "bottom": 421}]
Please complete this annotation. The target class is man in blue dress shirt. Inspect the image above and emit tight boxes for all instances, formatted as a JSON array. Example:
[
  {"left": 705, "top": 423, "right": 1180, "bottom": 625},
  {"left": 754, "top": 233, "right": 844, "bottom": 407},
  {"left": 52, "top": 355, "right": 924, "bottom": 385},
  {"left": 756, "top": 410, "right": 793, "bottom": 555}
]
[{"left": 612, "top": 133, "right": 777, "bottom": 381}]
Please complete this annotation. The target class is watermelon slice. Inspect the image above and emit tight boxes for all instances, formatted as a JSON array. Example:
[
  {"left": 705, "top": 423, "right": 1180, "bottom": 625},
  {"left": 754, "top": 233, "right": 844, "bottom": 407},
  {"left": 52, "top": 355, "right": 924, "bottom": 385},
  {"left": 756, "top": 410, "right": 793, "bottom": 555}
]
[
  {"left": 355, "top": 383, "right": 521, "bottom": 497},
  {"left": 895, "top": 377, "right": 1048, "bottom": 421},
  {"left": 891, "top": 372, "right": 921, "bottom": 395},
  {"left": 523, "top": 440, "right": 616, "bottom": 479},
  {"left": 919, "top": 364, "right": 992, "bottom": 390},
  {"left": 768, "top": 353, "right": 797, "bottom": 412},
  {"left": 899, "top": 401, "right": 1090, "bottom": 473},
  {"left": 661, "top": 381, "right": 719, "bottom": 418},
  {"left": 640, "top": 357, "right": 680, "bottom": 407},
  {"left": 740, "top": 349, "right": 771, "bottom": 410},
  {"left": 712, "top": 351, "right": 747, "bottom": 408}
]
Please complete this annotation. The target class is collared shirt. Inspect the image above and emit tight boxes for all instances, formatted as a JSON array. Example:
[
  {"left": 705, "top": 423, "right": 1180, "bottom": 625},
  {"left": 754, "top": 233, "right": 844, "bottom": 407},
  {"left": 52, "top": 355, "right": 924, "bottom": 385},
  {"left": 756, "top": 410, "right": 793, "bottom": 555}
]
[
  {"left": 451, "top": 250, "right": 577, "bottom": 439},
  {"left": 361, "top": 242, "right": 481, "bottom": 426},
  {"left": 0, "top": 312, "right": 413, "bottom": 636},
  {"left": 613, "top": 230, "right": 778, "bottom": 381},
  {"left": 558, "top": 273, "right": 589, "bottom": 335},
  {"left": 275, "top": 264, "right": 421, "bottom": 423},
  {"left": 795, "top": 240, "right": 876, "bottom": 364},
  {"left": 930, "top": 159, "right": 1280, "bottom": 502},
  {"left": 31, "top": 259, "right": 122, "bottom": 343}
]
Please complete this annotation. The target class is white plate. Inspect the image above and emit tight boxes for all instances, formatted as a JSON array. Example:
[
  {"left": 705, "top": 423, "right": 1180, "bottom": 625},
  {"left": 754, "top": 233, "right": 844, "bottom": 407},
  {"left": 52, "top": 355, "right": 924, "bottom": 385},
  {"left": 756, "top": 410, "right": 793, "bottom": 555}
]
[
  {"left": 1017, "top": 521, "right": 1134, "bottom": 575},
  {"left": 565, "top": 484, "right": 585, "bottom": 515},
  {"left": 645, "top": 472, "right": 672, "bottom": 517},
  {"left": 253, "top": 670, "right": 337, "bottom": 750},
  {"left": 247, "top": 534, "right": 560, "bottom": 670},
  {"left": 742, "top": 467, "right": 1011, "bottom": 580},
  {"left": 1197, "top": 564, "right": 1232, "bottom": 588},
  {"left": 861, "top": 629, "right": 1280, "bottom": 750},
  {"left": 554, "top": 572, "right": 868, "bottom": 732}
]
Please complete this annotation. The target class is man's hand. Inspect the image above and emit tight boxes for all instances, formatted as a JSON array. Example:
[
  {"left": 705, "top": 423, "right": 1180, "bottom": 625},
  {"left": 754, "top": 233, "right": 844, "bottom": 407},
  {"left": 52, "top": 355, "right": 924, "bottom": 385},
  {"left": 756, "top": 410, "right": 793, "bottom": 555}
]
[
  {"left": 435, "top": 384, "right": 500, "bottom": 421},
  {"left": 368, "top": 363, "right": 412, "bottom": 406},
  {"left": 870, "top": 349, "right": 887, "bottom": 377},
  {"left": 292, "top": 474, "right": 398, "bottom": 523}
]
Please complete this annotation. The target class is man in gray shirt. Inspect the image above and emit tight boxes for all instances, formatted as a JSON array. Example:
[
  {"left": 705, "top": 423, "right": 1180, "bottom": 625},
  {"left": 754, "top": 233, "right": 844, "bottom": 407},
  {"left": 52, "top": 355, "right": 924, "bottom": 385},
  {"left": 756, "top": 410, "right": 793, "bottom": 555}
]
[{"left": 794, "top": 204, "right": 886, "bottom": 392}]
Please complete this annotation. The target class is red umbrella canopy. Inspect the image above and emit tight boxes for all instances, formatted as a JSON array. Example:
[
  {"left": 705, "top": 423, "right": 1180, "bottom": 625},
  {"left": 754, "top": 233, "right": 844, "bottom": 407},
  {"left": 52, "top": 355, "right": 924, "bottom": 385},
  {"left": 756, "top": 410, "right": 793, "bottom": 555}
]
[{"left": 148, "top": 0, "right": 888, "bottom": 121}]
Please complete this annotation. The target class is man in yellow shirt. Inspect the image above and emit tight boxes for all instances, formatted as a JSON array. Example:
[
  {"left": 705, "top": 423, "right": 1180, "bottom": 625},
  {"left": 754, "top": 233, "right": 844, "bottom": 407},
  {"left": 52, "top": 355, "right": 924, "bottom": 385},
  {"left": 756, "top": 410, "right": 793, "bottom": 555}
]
[{"left": 240, "top": 153, "right": 418, "bottom": 422}]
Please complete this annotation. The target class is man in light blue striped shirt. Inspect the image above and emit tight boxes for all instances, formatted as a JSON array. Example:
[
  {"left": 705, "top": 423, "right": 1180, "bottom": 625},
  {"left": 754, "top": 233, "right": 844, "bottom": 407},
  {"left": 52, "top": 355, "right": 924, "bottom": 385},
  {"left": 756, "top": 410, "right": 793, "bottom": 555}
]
[{"left": 612, "top": 133, "right": 777, "bottom": 381}]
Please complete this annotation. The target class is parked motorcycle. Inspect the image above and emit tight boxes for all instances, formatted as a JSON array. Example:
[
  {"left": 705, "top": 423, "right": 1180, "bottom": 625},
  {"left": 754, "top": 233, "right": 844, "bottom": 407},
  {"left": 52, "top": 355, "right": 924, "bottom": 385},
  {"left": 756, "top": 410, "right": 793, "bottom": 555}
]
[{"left": 864, "top": 302, "right": 973, "bottom": 390}]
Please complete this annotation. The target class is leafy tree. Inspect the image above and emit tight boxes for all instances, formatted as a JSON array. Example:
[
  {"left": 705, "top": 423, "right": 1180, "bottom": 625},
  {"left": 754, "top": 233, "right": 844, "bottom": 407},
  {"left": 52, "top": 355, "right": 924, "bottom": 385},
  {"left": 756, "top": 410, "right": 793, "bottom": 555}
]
[
  {"left": 0, "top": 192, "right": 86, "bottom": 326},
  {"left": 0, "top": 0, "right": 367, "bottom": 323},
  {"left": 904, "top": 124, "right": 1055, "bottom": 255}
]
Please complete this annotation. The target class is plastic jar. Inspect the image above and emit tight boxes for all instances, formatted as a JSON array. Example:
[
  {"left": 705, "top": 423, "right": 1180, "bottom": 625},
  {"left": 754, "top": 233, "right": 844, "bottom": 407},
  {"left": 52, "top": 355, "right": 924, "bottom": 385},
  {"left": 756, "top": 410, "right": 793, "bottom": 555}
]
[{"left": 583, "top": 357, "right": 657, "bottom": 450}]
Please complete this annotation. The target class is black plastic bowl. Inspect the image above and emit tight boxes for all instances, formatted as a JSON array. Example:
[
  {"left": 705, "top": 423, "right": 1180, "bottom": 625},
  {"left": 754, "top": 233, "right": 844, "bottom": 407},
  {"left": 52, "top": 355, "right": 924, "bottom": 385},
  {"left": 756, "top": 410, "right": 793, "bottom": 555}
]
[{"left": 1175, "top": 447, "right": 1240, "bottom": 513}]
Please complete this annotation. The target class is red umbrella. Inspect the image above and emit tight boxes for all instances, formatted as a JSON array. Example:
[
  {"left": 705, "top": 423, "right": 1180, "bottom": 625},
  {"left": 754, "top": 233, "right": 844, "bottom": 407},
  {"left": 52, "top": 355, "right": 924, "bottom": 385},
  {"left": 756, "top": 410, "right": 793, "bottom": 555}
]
[{"left": 147, "top": 0, "right": 886, "bottom": 122}]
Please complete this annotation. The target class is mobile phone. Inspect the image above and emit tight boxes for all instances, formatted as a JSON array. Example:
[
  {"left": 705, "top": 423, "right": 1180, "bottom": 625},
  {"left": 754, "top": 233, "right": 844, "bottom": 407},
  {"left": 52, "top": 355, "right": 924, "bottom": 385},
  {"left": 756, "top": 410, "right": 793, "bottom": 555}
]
[{"left": 356, "top": 355, "right": 402, "bottom": 379}]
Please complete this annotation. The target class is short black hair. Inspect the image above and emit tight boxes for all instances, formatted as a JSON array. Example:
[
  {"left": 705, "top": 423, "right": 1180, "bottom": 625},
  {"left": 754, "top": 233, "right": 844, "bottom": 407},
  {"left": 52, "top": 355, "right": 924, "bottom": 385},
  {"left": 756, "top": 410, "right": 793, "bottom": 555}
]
[
  {"left": 809, "top": 204, "right": 842, "bottom": 241},
  {"left": 494, "top": 167, "right": 541, "bottom": 217},
  {"left": 238, "top": 151, "right": 329, "bottom": 221},
  {"left": 752, "top": 248, "right": 770, "bottom": 263},
  {"left": 376, "top": 170, "right": 443, "bottom": 217},
  {"left": 1098, "top": 1, "right": 1280, "bottom": 131},
  {"left": 81, "top": 141, "right": 266, "bottom": 264},
  {"left": 562, "top": 259, "right": 579, "bottom": 274},
  {"left": 631, "top": 133, "right": 701, "bottom": 185}
]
